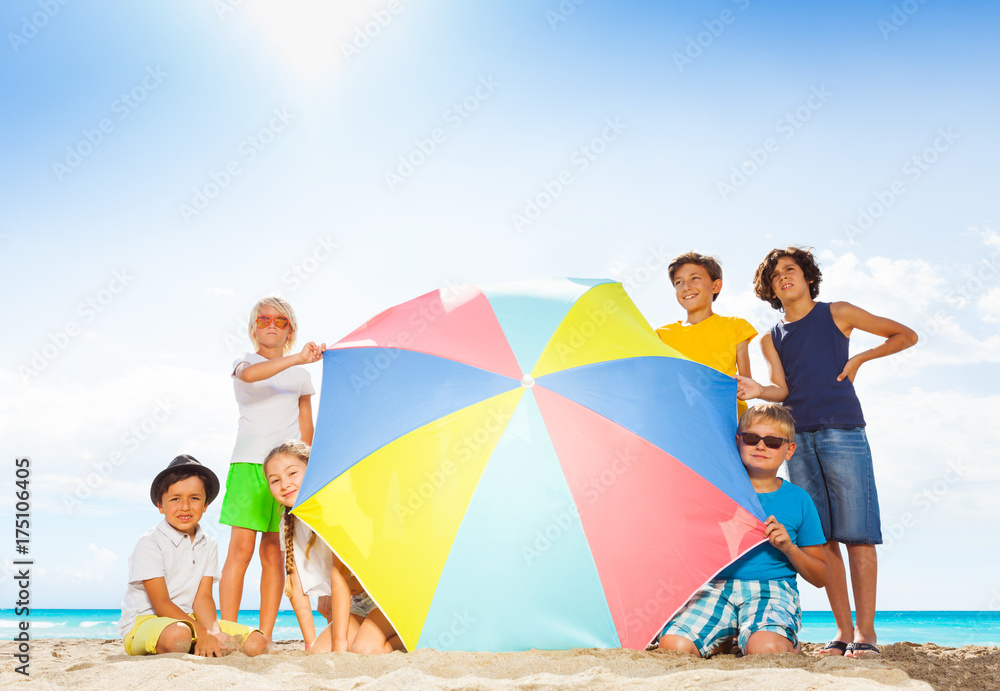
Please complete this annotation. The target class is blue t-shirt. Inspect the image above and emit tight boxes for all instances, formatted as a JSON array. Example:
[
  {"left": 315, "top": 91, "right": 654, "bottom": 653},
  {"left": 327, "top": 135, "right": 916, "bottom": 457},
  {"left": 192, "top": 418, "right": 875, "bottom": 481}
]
[{"left": 717, "top": 480, "right": 825, "bottom": 582}]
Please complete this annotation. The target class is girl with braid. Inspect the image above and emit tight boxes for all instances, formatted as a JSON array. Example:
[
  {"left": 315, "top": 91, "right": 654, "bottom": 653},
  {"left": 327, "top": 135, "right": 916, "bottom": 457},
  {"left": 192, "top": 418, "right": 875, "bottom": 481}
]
[
  {"left": 267, "top": 441, "right": 332, "bottom": 648},
  {"left": 264, "top": 441, "right": 401, "bottom": 654}
]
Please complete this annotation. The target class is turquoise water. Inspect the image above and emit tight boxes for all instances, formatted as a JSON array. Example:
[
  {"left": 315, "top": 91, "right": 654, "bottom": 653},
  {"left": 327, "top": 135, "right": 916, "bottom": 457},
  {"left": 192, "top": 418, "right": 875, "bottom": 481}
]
[
  {"left": 0, "top": 609, "right": 328, "bottom": 647},
  {"left": 800, "top": 611, "right": 999, "bottom": 648},
  {"left": 3, "top": 610, "right": 998, "bottom": 647}
]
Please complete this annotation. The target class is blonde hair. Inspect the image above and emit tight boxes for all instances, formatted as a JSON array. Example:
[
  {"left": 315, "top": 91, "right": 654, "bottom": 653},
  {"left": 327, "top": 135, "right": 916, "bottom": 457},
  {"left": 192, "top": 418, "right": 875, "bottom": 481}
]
[
  {"left": 739, "top": 403, "right": 796, "bottom": 441},
  {"left": 248, "top": 296, "right": 298, "bottom": 354},
  {"left": 264, "top": 441, "right": 315, "bottom": 596}
]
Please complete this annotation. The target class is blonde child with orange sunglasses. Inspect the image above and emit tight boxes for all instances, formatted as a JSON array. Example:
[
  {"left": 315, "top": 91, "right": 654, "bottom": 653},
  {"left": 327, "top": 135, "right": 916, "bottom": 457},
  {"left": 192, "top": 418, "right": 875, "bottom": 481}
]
[{"left": 218, "top": 296, "right": 325, "bottom": 643}]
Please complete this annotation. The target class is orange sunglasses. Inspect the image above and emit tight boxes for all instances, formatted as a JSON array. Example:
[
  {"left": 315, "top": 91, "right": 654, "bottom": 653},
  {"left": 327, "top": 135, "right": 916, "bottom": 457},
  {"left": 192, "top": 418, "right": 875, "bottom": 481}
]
[{"left": 255, "top": 315, "right": 290, "bottom": 329}]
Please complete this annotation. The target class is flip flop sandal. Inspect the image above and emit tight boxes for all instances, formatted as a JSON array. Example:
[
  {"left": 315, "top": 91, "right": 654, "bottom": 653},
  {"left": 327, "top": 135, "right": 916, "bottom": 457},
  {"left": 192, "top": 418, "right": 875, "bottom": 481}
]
[
  {"left": 845, "top": 642, "right": 881, "bottom": 658},
  {"left": 814, "top": 640, "right": 849, "bottom": 655}
]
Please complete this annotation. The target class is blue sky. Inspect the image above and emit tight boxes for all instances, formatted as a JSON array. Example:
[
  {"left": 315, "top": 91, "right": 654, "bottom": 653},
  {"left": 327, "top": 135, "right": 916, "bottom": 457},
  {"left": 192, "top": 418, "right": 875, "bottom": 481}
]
[{"left": 2, "top": 0, "right": 999, "bottom": 625}]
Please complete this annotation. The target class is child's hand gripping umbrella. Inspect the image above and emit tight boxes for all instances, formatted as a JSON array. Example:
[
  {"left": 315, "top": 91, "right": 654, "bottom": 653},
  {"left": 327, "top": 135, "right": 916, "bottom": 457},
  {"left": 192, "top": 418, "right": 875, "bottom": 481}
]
[{"left": 293, "top": 278, "right": 768, "bottom": 652}]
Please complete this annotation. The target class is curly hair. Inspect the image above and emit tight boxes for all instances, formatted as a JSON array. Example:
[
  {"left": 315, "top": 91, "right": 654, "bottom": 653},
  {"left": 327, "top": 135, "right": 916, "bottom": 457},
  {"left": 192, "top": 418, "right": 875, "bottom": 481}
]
[
  {"left": 668, "top": 252, "right": 723, "bottom": 302},
  {"left": 753, "top": 247, "right": 822, "bottom": 311}
]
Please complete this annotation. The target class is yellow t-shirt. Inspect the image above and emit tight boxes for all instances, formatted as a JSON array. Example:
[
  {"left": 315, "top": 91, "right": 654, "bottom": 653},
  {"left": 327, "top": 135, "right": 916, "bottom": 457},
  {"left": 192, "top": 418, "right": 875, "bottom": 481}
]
[{"left": 656, "top": 314, "right": 758, "bottom": 417}]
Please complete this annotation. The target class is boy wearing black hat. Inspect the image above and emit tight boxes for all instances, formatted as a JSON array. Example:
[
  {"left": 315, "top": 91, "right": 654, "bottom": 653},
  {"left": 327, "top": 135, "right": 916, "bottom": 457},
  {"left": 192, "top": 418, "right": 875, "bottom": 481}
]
[{"left": 118, "top": 455, "right": 267, "bottom": 657}]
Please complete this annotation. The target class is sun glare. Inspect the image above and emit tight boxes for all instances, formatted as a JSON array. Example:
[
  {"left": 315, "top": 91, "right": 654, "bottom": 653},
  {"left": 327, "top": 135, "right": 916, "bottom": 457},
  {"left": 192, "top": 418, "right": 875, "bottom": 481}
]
[{"left": 240, "top": 0, "right": 395, "bottom": 85}]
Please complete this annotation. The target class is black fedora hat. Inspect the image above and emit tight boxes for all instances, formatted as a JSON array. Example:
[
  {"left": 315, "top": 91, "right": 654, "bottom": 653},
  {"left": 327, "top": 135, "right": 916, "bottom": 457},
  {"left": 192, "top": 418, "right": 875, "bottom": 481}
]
[{"left": 150, "top": 455, "right": 220, "bottom": 506}]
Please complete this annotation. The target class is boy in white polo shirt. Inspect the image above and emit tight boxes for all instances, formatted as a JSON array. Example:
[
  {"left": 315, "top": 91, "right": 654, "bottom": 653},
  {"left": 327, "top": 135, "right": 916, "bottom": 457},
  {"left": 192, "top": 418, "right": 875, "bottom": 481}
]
[{"left": 118, "top": 455, "right": 268, "bottom": 656}]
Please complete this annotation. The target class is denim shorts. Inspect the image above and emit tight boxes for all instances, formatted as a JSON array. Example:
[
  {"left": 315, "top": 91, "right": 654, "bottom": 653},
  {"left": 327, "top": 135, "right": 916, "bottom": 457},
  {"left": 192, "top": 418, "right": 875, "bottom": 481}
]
[
  {"left": 660, "top": 578, "right": 801, "bottom": 656},
  {"left": 788, "top": 427, "right": 882, "bottom": 544},
  {"left": 350, "top": 591, "right": 377, "bottom": 618}
]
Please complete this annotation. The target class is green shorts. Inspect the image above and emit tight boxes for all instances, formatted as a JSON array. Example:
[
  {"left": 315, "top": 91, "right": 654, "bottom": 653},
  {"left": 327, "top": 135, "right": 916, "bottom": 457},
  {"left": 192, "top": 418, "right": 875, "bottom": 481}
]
[{"left": 219, "top": 462, "right": 283, "bottom": 532}]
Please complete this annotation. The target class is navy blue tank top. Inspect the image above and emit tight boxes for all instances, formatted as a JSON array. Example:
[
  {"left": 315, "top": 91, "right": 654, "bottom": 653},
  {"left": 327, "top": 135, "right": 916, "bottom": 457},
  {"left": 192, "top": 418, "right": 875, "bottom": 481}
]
[{"left": 770, "top": 302, "right": 865, "bottom": 431}]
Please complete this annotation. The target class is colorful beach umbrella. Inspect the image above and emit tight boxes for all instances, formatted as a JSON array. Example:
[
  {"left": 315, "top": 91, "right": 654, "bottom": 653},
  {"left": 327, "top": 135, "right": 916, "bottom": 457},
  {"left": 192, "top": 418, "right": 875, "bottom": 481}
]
[{"left": 294, "top": 278, "right": 767, "bottom": 652}]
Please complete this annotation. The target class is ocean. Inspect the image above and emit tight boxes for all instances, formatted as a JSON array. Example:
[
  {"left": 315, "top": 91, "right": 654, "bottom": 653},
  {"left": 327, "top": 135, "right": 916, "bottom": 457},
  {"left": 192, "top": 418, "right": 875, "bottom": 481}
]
[{"left": 2, "top": 610, "right": 998, "bottom": 648}]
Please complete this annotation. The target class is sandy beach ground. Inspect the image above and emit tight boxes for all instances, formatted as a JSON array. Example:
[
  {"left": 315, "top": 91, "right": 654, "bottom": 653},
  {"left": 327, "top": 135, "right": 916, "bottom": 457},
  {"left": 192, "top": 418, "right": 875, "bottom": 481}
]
[{"left": 2, "top": 640, "right": 998, "bottom": 690}]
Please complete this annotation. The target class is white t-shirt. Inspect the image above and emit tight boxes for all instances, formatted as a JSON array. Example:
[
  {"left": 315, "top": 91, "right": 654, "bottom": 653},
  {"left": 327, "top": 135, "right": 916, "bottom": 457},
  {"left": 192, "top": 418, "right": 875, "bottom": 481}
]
[
  {"left": 279, "top": 513, "right": 333, "bottom": 598},
  {"left": 118, "top": 520, "right": 219, "bottom": 638},
  {"left": 231, "top": 352, "right": 316, "bottom": 464}
]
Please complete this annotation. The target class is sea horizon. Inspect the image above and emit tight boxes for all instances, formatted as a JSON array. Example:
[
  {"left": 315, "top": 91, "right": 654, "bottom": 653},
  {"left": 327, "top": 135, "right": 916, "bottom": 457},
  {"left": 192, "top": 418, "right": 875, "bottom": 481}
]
[{"left": 3, "top": 609, "right": 998, "bottom": 648}]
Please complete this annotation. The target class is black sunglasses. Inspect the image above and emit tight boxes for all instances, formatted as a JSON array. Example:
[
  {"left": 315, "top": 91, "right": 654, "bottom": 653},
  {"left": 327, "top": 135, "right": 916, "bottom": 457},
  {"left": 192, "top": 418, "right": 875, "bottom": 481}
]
[{"left": 738, "top": 433, "right": 790, "bottom": 449}]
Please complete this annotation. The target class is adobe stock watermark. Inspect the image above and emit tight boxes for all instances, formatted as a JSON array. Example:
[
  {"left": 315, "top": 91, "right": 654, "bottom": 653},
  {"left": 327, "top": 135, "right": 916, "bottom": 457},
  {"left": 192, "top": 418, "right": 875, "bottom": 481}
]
[
  {"left": 672, "top": 0, "right": 751, "bottom": 73},
  {"left": 611, "top": 245, "right": 672, "bottom": 295},
  {"left": 282, "top": 235, "right": 339, "bottom": 291},
  {"left": 18, "top": 269, "right": 134, "bottom": 383},
  {"left": 877, "top": 0, "right": 931, "bottom": 40},
  {"left": 393, "top": 407, "right": 510, "bottom": 520},
  {"left": 222, "top": 235, "right": 339, "bottom": 354},
  {"left": 511, "top": 117, "right": 627, "bottom": 233},
  {"left": 551, "top": 298, "right": 620, "bottom": 365},
  {"left": 842, "top": 127, "right": 959, "bottom": 244},
  {"left": 522, "top": 448, "right": 636, "bottom": 565},
  {"left": 521, "top": 503, "right": 580, "bottom": 565},
  {"left": 889, "top": 251, "right": 998, "bottom": 372},
  {"left": 960, "top": 588, "right": 1000, "bottom": 647},
  {"left": 51, "top": 66, "right": 168, "bottom": 181},
  {"left": 716, "top": 85, "right": 832, "bottom": 202},
  {"left": 878, "top": 458, "right": 969, "bottom": 554},
  {"left": 214, "top": 0, "right": 245, "bottom": 20},
  {"left": 288, "top": 276, "right": 465, "bottom": 381},
  {"left": 627, "top": 577, "right": 685, "bottom": 640},
  {"left": 7, "top": 0, "right": 72, "bottom": 52},
  {"left": 61, "top": 397, "right": 180, "bottom": 513},
  {"left": 179, "top": 107, "right": 295, "bottom": 223},
  {"left": 341, "top": 0, "right": 407, "bottom": 62},
  {"left": 334, "top": 281, "right": 471, "bottom": 391},
  {"left": 424, "top": 610, "right": 478, "bottom": 650},
  {"left": 384, "top": 75, "right": 501, "bottom": 192},
  {"left": 545, "top": 0, "right": 588, "bottom": 31}
]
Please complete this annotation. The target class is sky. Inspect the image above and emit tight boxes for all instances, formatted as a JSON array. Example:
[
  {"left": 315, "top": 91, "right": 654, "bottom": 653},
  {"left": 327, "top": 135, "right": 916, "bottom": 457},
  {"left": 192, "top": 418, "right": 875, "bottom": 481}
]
[{"left": 1, "top": 0, "right": 999, "bottom": 628}]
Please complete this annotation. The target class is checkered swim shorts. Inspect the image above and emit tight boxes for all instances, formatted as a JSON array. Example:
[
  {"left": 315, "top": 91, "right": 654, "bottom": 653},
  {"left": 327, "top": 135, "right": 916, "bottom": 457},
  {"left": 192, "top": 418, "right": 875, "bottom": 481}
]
[{"left": 660, "top": 578, "right": 801, "bottom": 657}]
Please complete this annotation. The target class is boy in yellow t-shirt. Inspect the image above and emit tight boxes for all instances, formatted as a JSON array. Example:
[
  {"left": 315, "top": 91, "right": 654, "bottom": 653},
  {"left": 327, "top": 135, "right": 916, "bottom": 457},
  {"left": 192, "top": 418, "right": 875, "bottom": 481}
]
[{"left": 656, "top": 252, "right": 757, "bottom": 418}]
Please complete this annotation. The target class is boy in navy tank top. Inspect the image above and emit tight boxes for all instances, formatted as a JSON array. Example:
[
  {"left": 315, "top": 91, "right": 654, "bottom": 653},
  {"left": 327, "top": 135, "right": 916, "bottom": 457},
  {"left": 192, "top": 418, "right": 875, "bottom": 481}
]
[{"left": 736, "top": 247, "right": 917, "bottom": 659}]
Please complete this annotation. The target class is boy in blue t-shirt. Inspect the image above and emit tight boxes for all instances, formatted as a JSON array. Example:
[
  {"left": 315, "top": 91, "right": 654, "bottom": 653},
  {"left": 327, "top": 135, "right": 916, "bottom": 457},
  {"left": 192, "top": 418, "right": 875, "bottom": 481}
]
[{"left": 658, "top": 404, "right": 828, "bottom": 656}]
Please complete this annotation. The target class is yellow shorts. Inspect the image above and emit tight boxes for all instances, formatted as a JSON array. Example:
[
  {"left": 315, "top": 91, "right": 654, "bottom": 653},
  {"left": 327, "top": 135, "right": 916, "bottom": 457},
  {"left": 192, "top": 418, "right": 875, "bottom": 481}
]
[{"left": 122, "top": 613, "right": 258, "bottom": 656}]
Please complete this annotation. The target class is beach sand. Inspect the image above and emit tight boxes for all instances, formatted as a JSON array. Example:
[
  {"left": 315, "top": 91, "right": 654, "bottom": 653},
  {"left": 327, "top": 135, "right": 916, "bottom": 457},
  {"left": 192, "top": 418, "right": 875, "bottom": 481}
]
[{"left": 3, "top": 639, "right": 998, "bottom": 690}]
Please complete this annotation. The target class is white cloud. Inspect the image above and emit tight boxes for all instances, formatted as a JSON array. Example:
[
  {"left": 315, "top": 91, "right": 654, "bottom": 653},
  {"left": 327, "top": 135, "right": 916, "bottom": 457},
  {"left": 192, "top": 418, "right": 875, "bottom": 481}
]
[
  {"left": 979, "top": 287, "right": 1000, "bottom": 324},
  {"left": 51, "top": 543, "right": 119, "bottom": 584},
  {"left": 1, "top": 364, "right": 235, "bottom": 515},
  {"left": 861, "top": 387, "right": 1000, "bottom": 611},
  {"left": 976, "top": 225, "right": 1000, "bottom": 250},
  {"left": 208, "top": 286, "right": 236, "bottom": 296},
  {"left": 1, "top": 364, "right": 231, "bottom": 444},
  {"left": 820, "top": 251, "right": 946, "bottom": 310},
  {"left": 811, "top": 248, "right": 1000, "bottom": 373},
  {"left": 863, "top": 388, "right": 1000, "bottom": 503}
]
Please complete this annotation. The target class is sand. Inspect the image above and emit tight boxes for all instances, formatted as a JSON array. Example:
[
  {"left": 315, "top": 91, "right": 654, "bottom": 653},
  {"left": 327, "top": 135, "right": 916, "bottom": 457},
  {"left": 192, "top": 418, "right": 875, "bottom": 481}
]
[{"left": 2, "top": 639, "right": 998, "bottom": 690}]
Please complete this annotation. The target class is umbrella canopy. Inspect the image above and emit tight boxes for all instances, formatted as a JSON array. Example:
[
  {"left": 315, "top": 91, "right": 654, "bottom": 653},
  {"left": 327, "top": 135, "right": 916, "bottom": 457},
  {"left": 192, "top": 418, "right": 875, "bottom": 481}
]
[{"left": 294, "top": 278, "right": 767, "bottom": 652}]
